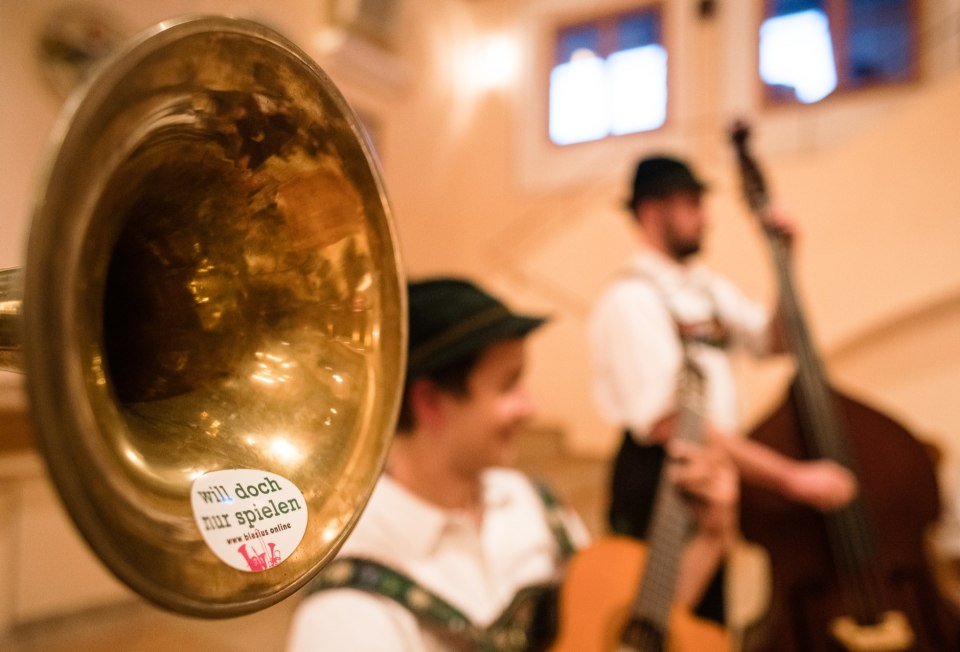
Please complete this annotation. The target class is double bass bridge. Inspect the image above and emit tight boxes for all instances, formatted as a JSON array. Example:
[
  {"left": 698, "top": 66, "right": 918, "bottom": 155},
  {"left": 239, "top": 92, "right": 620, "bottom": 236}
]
[{"left": 830, "top": 610, "right": 915, "bottom": 651}]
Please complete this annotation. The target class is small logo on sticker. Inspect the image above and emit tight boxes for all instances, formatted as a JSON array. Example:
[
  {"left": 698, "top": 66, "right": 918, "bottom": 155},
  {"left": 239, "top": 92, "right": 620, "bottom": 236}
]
[{"left": 191, "top": 469, "right": 309, "bottom": 572}]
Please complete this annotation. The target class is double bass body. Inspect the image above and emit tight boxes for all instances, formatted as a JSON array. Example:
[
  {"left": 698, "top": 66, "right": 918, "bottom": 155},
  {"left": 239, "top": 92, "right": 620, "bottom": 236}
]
[{"left": 741, "top": 385, "right": 960, "bottom": 651}]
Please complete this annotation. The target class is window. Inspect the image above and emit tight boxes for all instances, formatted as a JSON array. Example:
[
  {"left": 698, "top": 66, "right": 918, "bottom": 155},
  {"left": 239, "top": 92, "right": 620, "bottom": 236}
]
[
  {"left": 760, "top": 0, "right": 917, "bottom": 105},
  {"left": 549, "top": 6, "right": 666, "bottom": 146}
]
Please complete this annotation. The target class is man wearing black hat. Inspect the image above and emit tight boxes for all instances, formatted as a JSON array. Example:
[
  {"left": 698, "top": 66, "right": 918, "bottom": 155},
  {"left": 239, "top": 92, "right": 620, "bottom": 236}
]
[{"left": 588, "top": 155, "right": 857, "bottom": 624}]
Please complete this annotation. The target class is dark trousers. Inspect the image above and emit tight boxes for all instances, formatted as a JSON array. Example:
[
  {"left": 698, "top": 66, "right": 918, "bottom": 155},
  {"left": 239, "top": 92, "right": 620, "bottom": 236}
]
[{"left": 608, "top": 430, "right": 727, "bottom": 625}]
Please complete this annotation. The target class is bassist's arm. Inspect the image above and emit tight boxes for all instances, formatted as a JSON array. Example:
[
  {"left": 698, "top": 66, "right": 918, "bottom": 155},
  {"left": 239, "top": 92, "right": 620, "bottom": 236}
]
[{"left": 717, "top": 434, "right": 857, "bottom": 512}]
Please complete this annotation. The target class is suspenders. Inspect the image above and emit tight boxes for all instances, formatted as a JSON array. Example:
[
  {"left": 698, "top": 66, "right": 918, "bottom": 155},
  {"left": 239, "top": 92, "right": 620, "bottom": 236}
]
[
  {"left": 627, "top": 267, "right": 731, "bottom": 350},
  {"left": 307, "top": 480, "right": 576, "bottom": 651}
]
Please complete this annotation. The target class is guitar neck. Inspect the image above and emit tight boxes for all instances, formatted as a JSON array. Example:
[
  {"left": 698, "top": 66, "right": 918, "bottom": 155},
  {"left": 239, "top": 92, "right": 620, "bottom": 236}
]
[
  {"left": 632, "top": 356, "right": 706, "bottom": 629},
  {"left": 632, "top": 477, "right": 693, "bottom": 629}
]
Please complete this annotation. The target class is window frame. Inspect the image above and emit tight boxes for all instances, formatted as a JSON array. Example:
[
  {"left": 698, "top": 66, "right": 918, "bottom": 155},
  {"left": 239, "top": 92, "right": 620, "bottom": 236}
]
[
  {"left": 759, "top": 0, "right": 921, "bottom": 107},
  {"left": 545, "top": 1, "right": 669, "bottom": 147}
]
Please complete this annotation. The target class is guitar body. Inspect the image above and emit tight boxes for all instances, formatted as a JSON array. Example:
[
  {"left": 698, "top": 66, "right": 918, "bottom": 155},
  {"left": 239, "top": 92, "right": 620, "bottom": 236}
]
[
  {"left": 551, "top": 536, "right": 731, "bottom": 652},
  {"left": 740, "top": 384, "right": 960, "bottom": 651}
]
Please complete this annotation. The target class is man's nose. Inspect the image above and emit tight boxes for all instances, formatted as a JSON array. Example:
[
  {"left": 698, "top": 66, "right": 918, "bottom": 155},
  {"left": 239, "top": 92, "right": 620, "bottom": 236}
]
[{"left": 513, "top": 386, "right": 536, "bottom": 418}]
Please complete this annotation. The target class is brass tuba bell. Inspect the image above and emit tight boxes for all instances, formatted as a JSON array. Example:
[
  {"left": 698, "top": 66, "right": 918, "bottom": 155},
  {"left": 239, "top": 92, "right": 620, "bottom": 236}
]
[{"left": 0, "top": 15, "right": 405, "bottom": 617}]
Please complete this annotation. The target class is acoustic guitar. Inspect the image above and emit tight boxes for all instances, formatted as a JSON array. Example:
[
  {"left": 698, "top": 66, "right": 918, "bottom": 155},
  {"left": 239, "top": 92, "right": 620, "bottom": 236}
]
[{"left": 551, "top": 354, "right": 732, "bottom": 652}]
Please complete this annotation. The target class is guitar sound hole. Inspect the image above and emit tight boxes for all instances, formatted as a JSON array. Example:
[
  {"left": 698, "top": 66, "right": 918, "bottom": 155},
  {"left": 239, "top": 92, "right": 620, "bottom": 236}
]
[{"left": 620, "top": 617, "right": 664, "bottom": 652}]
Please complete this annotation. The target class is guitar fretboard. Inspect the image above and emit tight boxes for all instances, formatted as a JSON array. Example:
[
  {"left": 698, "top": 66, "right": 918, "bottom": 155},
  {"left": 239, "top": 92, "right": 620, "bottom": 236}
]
[{"left": 631, "top": 355, "right": 706, "bottom": 632}]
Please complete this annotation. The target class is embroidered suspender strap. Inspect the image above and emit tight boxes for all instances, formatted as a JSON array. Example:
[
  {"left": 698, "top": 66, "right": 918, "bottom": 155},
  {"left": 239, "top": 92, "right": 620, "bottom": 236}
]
[
  {"left": 308, "top": 557, "right": 538, "bottom": 651},
  {"left": 530, "top": 480, "right": 577, "bottom": 561},
  {"left": 307, "top": 557, "right": 476, "bottom": 635},
  {"left": 305, "top": 483, "right": 573, "bottom": 651},
  {"left": 625, "top": 268, "right": 731, "bottom": 349}
]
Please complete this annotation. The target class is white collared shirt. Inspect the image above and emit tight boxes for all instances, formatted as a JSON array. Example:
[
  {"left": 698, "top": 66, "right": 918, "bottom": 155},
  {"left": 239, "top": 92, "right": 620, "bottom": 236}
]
[
  {"left": 285, "top": 468, "right": 589, "bottom": 651},
  {"left": 588, "top": 249, "right": 771, "bottom": 440}
]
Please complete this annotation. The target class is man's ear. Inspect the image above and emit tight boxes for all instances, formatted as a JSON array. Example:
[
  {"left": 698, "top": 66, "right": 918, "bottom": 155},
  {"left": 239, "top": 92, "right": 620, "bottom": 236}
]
[{"left": 407, "top": 378, "right": 446, "bottom": 429}]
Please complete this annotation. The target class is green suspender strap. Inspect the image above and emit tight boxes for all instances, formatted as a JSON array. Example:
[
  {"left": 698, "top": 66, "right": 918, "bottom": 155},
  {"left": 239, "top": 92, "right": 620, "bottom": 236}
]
[
  {"left": 530, "top": 479, "right": 577, "bottom": 562},
  {"left": 306, "top": 478, "right": 577, "bottom": 651}
]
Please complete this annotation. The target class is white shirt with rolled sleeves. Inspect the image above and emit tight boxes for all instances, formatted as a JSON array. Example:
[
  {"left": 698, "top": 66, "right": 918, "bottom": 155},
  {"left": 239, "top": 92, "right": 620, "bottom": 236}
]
[
  {"left": 588, "top": 249, "right": 772, "bottom": 442},
  {"left": 285, "top": 468, "right": 589, "bottom": 652}
]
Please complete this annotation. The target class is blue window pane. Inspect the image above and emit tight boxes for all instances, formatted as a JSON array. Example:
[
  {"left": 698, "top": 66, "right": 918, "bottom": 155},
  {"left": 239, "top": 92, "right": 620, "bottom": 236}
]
[
  {"left": 771, "top": 0, "right": 823, "bottom": 15},
  {"left": 549, "top": 8, "right": 667, "bottom": 145},
  {"left": 846, "top": 0, "right": 911, "bottom": 85},
  {"left": 760, "top": 9, "right": 837, "bottom": 103},
  {"left": 617, "top": 11, "right": 660, "bottom": 50},
  {"left": 608, "top": 45, "right": 667, "bottom": 134},
  {"left": 549, "top": 56, "right": 610, "bottom": 145},
  {"left": 763, "top": 0, "right": 914, "bottom": 103},
  {"left": 556, "top": 24, "right": 600, "bottom": 64}
]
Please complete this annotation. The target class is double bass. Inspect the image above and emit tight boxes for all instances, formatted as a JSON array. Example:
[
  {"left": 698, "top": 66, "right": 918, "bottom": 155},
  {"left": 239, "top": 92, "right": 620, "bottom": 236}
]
[{"left": 731, "top": 122, "right": 960, "bottom": 651}]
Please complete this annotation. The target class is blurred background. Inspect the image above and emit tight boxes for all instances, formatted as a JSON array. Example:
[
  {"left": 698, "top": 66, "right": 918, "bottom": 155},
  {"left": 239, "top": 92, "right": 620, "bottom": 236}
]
[{"left": 1, "top": 0, "right": 958, "bottom": 649}]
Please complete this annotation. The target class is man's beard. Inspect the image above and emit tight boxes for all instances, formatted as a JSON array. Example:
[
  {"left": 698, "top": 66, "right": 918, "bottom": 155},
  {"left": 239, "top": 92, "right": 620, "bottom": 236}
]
[{"left": 666, "top": 230, "right": 702, "bottom": 261}]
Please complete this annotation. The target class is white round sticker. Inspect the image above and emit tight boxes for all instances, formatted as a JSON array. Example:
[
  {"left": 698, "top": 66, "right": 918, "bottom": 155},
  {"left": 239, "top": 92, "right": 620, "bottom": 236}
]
[{"left": 191, "top": 469, "right": 308, "bottom": 572}]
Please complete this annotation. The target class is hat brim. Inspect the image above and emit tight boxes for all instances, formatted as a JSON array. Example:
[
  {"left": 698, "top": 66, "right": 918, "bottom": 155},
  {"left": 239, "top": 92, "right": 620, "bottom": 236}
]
[
  {"left": 625, "top": 180, "right": 709, "bottom": 211},
  {"left": 407, "top": 313, "right": 547, "bottom": 378}
]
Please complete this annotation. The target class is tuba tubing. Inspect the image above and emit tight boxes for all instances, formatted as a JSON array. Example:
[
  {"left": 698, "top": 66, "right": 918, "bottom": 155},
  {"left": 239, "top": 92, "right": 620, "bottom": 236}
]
[{"left": 0, "top": 268, "right": 22, "bottom": 370}]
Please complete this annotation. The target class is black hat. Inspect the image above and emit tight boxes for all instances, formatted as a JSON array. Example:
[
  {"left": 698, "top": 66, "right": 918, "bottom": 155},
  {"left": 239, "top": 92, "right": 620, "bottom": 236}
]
[
  {"left": 627, "top": 155, "right": 708, "bottom": 210},
  {"left": 406, "top": 278, "right": 547, "bottom": 378}
]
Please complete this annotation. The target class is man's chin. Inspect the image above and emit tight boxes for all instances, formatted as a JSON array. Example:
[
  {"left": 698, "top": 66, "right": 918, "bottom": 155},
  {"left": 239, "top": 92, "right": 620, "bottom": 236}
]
[
  {"left": 494, "top": 440, "right": 519, "bottom": 468},
  {"left": 672, "top": 242, "right": 701, "bottom": 260}
]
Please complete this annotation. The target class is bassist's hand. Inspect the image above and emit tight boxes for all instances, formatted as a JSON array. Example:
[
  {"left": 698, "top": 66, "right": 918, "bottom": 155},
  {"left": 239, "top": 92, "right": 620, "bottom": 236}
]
[
  {"left": 763, "top": 206, "right": 797, "bottom": 253},
  {"left": 785, "top": 459, "right": 858, "bottom": 512}
]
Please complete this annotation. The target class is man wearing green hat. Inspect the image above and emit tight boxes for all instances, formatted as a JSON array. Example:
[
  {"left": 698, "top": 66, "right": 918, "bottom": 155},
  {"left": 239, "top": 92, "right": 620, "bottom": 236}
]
[{"left": 287, "top": 276, "right": 736, "bottom": 650}]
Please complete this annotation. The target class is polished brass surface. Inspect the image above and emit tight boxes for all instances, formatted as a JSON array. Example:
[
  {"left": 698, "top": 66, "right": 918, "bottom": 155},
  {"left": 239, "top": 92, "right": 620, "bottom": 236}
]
[
  {"left": 6, "top": 16, "right": 405, "bottom": 617},
  {"left": 0, "top": 268, "right": 22, "bottom": 370}
]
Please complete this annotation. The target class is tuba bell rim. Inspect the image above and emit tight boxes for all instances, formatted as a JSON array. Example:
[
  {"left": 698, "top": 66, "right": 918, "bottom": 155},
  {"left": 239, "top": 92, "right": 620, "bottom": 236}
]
[{"left": 20, "top": 14, "right": 406, "bottom": 617}]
